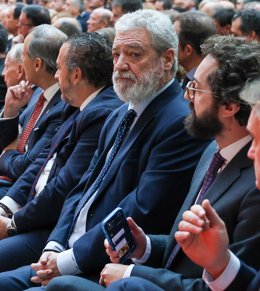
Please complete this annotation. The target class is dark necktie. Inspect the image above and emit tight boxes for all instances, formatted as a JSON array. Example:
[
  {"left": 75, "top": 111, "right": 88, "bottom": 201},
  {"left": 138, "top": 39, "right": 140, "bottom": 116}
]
[
  {"left": 27, "top": 109, "right": 80, "bottom": 201},
  {"left": 164, "top": 151, "right": 225, "bottom": 268},
  {"left": 18, "top": 93, "right": 46, "bottom": 153},
  {"left": 71, "top": 109, "right": 137, "bottom": 225}
]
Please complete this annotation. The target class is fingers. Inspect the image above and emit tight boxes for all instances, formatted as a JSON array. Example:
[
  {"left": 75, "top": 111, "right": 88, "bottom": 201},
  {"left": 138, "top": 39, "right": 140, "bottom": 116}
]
[
  {"left": 202, "top": 200, "right": 225, "bottom": 228},
  {"left": 104, "top": 240, "right": 120, "bottom": 263},
  {"left": 127, "top": 217, "right": 142, "bottom": 236}
]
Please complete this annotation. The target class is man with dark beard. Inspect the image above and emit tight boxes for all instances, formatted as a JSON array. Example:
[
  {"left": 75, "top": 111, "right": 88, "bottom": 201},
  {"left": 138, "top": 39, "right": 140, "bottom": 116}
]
[
  {"left": 53, "top": 35, "right": 260, "bottom": 291},
  {"left": 0, "top": 10, "right": 209, "bottom": 291}
]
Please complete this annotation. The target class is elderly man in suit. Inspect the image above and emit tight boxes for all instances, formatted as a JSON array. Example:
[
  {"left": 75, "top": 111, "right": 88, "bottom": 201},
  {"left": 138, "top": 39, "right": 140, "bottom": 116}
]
[
  {"left": 0, "top": 33, "right": 122, "bottom": 272},
  {"left": 0, "top": 25, "right": 67, "bottom": 197},
  {"left": 52, "top": 35, "right": 260, "bottom": 291},
  {"left": 0, "top": 10, "right": 209, "bottom": 290}
]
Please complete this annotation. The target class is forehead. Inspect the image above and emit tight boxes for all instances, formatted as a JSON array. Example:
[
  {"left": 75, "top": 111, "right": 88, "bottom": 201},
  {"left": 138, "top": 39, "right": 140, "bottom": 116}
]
[
  {"left": 57, "top": 43, "right": 70, "bottom": 62},
  {"left": 113, "top": 28, "right": 153, "bottom": 50},
  {"left": 247, "top": 107, "right": 260, "bottom": 136},
  {"left": 194, "top": 54, "right": 218, "bottom": 84}
]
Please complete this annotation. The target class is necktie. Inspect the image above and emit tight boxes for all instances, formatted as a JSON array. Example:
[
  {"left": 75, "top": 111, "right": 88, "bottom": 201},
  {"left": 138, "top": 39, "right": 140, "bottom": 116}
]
[
  {"left": 27, "top": 109, "right": 80, "bottom": 201},
  {"left": 196, "top": 151, "right": 225, "bottom": 205},
  {"left": 164, "top": 151, "right": 225, "bottom": 268},
  {"left": 18, "top": 93, "right": 45, "bottom": 153},
  {"left": 71, "top": 109, "right": 137, "bottom": 224}
]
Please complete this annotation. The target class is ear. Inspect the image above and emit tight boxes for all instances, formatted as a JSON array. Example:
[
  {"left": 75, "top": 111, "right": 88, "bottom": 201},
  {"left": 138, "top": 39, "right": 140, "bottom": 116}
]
[
  {"left": 17, "top": 64, "right": 25, "bottom": 79},
  {"left": 71, "top": 67, "right": 82, "bottom": 85},
  {"left": 183, "top": 44, "right": 193, "bottom": 56},
  {"left": 220, "top": 102, "right": 241, "bottom": 118},
  {"left": 246, "top": 31, "right": 256, "bottom": 42},
  {"left": 35, "top": 57, "right": 43, "bottom": 72},
  {"left": 162, "top": 48, "right": 175, "bottom": 72},
  {"left": 222, "top": 24, "right": 231, "bottom": 35}
]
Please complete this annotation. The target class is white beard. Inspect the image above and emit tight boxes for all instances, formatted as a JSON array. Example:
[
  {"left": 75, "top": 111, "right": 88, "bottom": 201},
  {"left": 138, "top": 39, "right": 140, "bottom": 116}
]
[{"left": 113, "top": 60, "right": 165, "bottom": 104}]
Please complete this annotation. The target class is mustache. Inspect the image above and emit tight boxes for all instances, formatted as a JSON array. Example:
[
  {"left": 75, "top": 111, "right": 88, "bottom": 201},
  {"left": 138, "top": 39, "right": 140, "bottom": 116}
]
[{"left": 113, "top": 71, "right": 137, "bottom": 82}]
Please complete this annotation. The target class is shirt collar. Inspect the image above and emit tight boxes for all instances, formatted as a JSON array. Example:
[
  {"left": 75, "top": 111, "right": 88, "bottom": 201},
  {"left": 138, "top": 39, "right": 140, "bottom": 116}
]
[
  {"left": 43, "top": 83, "right": 59, "bottom": 102},
  {"left": 128, "top": 78, "right": 175, "bottom": 117},
  {"left": 219, "top": 135, "right": 252, "bottom": 163},
  {"left": 80, "top": 86, "right": 105, "bottom": 111}
]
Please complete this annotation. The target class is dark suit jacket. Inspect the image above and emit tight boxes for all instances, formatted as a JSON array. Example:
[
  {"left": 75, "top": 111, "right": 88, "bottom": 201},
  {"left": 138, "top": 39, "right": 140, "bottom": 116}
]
[
  {"left": 224, "top": 262, "right": 259, "bottom": 291},
  {"left": 0, "top": 58, "right": 7, "bottom": 111},
  {"left": 4, "top": 87, "right": 122, "bottom": 232},
  {"left": 47, "top": 80, "right": 210, "bottom": 275},
  {"left": 131, "top": 141, "right": 260, "bottom": 291},
  {"left": 0, "top": 89, "right": 66, "bottom": 181}
]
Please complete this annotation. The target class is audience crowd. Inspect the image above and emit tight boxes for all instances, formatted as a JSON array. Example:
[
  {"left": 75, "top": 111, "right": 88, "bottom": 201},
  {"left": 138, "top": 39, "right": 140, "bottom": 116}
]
[{"left": 0, "top": 0, "right": 259, "bottom": 290}]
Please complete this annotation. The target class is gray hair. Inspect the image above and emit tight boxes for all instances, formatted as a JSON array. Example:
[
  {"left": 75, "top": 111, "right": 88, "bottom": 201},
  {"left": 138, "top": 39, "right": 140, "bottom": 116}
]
[
  {"left": 240, "top": 78, "right": 260, "bottom": 115},
  {"left": 7, "top": 43, "right": 24, "bottom": 63},
  {"left": 28, "top": 24, "right": 67, "bottom": 75},
  {"left": 115, "top": 9, "right": 178, "bottom": 75}
]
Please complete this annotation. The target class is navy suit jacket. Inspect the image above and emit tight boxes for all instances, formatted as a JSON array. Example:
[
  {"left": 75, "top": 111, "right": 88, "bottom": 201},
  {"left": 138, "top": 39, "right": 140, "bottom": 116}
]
[
  {"left": 224, "top": 261, "right": 259, "bottom": 291},
  {"left": 47, "top": 80, "right": 209, "bottom": 275},
  {"left": 4, "top": 87, "right": 122, "bottom": 232},
  {"left": 0, "top": 89, "right": 65, "bottom": 180},
  {"left": 131, "top": 141, "right": 260, "bottom": 291}
]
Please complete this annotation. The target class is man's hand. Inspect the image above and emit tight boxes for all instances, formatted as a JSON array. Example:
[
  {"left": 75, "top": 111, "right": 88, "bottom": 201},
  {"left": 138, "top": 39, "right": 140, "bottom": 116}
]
[
  {"left": 31, "top": 251, "right": 60, "bottom": 286},
  {"left": 105, "top": 217, "right": 147, "bottom": 263},
  {"left": 0, "top": 216, "right": 11, "bottom": 239},
  {"left": 4, "top": 81, "right": 33, "bottom": 118},
  {"left": 175, "top": 199, "right": 230, "bottom": 279},
  {"left": 99, "top": 263, "right": 128, "bottom": 287}
]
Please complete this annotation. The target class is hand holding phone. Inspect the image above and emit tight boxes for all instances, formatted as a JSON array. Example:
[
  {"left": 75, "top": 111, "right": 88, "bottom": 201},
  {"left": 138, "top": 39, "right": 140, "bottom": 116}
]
[{"left": 102, "top": 208, "right": 136, "bottom": 263}]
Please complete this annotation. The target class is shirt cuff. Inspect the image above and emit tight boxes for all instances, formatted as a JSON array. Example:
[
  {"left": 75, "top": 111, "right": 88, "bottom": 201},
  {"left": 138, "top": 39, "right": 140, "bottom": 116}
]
[
  {"left": 57, "top": 248, "right": 82, "bottom": 275},
  {"left": 132, "top": 235, "right": 151, "bottom": 264},
  {"left": 203, "top": 251, "right": 240, "bottom": 291},
  {"left": 44, "top": 241, "right": 65, "bottom": 253},
  {"left": 0, "top": 196, "right": 21, "bottom": 214},
  {"left": 123, "top": 264, "right": 135, "bottom": 278}
]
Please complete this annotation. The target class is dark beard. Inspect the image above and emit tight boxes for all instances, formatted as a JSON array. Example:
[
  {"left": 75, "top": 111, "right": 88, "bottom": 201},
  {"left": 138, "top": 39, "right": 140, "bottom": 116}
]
[{"left": 184, "top": 108, "right": 223, "bottom": 139}]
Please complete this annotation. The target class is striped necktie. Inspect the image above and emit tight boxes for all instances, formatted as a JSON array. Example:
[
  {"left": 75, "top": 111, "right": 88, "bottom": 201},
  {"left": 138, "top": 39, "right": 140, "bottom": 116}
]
[{"left": 18, "top": 93, "right": 45, "bottom": 153}]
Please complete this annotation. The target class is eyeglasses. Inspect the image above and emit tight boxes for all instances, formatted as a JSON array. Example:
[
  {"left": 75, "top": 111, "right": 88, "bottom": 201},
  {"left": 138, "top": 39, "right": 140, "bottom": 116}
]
[
  {"left": 18, "top": 21, "right": 33, "bottom": 27},
  {"left": 185, "top": 80, "right": 212, "bottom": 101}
]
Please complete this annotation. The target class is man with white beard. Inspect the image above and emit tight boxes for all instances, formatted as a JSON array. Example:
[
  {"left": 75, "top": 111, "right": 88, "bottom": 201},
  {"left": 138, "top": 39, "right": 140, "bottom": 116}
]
[{"left": 0, "top": 10, "right": 210, "bottom": 291}]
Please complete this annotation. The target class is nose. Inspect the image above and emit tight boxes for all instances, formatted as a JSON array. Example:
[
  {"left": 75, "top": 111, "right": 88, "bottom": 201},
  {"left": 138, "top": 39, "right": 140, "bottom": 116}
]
[
  {"left": 114, "top": 54, "right": 129, "bottom": 72},
  {"left": 247, "top": 142, "right": 255, "bottom": 161}
]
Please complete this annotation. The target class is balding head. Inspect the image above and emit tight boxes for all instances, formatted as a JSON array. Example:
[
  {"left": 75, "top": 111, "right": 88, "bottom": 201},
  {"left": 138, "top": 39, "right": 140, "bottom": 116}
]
[{"left": 87, "top": 8, "right": 113, "bottom": 32}]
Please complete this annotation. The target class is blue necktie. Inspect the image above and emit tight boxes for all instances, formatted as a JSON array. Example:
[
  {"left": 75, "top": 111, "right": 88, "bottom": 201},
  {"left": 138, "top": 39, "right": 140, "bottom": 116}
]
[
  {"left": 71, "top": 109, "right": 137, "bottom": 225},
  {"left": 164, "top": 151, "right": 225, "bottom": 268}
]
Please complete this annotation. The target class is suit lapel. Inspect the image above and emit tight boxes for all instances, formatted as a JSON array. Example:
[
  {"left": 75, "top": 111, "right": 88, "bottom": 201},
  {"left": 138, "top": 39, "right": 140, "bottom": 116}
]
[
  {"left": 163, "top": 141, "right": 252, "bottom": 266},
  {"left": 93, "top": 80, "right": 182, "bottom": 201}
]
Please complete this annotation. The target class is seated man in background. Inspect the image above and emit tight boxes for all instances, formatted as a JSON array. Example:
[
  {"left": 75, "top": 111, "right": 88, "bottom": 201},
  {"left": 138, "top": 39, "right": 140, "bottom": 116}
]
[
  {"left": 0, "top": 24, "right": 8, "bottom": 109},
  {"left": 0, "top": 25, "right": 67, "bottom": 196},
  {"left": 0, "top": 10, "right": 209, "bottom": 291},
  {"left": 0, "top": 32, "right": 123, "bottom": 272},
  {"left": 2, "top": 44, "right": 25, "bottom": 88},
  {"left": 49, "top": 35, "right": 260, "bottom": 291}
]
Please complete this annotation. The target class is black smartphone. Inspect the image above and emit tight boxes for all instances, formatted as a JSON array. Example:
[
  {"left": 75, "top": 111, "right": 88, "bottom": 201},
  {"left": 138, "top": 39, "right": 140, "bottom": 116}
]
[{"left": 102, "top": 207, "right": 136, "bottom": 263}]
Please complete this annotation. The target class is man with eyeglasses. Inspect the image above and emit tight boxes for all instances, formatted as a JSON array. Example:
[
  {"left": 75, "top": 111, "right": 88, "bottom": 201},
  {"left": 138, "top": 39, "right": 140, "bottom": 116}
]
[
  {"left": 60, "top": 35, "right": 260, "bottom": 291},
  {"left": 16, "top": 5, "right": 51, "bottom": 43}
]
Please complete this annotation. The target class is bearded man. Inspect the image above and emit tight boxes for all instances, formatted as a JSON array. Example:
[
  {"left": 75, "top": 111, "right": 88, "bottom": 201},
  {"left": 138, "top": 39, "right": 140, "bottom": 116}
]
[{"left": 0, "top": 10, "right": 209, "bottom": 291}]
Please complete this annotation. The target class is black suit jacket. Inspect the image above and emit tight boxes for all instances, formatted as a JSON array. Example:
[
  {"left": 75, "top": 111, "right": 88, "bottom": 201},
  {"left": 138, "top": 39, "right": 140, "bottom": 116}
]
[
  {"left": 131, "top": 141, "right": 260, "bottom": 291},
  {"left": 47, "top": 80, "right": 210, "bottom": 275}
]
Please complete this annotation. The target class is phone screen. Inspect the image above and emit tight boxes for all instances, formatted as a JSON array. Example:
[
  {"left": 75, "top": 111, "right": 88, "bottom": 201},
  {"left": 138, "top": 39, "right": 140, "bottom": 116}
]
[{"left": 102, "top": 208, "right": 136, "bottom": 262}]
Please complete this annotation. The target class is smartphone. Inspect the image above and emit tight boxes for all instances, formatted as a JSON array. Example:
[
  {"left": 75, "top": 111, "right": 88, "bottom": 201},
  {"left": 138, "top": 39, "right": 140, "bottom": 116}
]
[{"left": 102, "top": 207, "right": 136, "bottom": 263}]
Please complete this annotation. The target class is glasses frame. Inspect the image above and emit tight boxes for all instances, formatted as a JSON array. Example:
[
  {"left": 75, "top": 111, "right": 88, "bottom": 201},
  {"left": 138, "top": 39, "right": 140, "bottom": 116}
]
[{"left": 185, "top": 80, "right": 212, "bottom": 101}]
